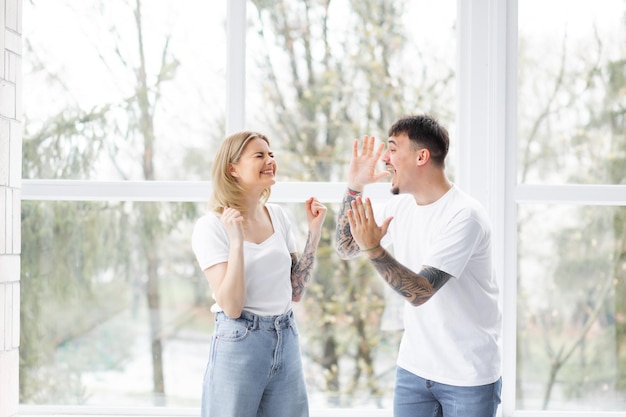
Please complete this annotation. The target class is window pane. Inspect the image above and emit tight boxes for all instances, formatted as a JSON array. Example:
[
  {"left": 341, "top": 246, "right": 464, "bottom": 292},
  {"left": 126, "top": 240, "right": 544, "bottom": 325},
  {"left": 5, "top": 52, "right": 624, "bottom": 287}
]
[
  {"left": 20, "top": 200, "right": 403, "bottom": 409},
  {"left": 516, "top": 204, "right": 626, "bottom": 410},
  {"left": 245, "top": 0, "right": 458, "bottom": 183},
  {"left": 23, "top": 1, "right": 227, "bottom": 181},
  {"left": 517, "top": 0, "right": 626, "bottom": 185},
  {"left": 20, "top": 200, "right": 207, "bottom": 406}
]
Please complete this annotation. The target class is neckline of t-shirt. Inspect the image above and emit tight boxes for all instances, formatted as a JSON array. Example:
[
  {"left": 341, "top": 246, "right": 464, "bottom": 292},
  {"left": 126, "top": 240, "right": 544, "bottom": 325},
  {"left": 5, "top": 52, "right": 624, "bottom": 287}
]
[
  {"left": 243, "top": 204, "right": 278, "bottom": 247},
  {"left": 414, "top": 184, "right": 456, "bottom": 210}
]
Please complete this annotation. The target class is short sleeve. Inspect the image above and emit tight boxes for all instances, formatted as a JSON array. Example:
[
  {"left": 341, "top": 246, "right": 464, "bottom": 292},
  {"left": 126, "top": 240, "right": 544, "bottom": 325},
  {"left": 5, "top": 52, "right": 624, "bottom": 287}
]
[
  {"left": 424, "top": 209, "right": 487, "bottom": 279},
  {"left": 191, "top": 214, "right": 230, "bottom": 271}
]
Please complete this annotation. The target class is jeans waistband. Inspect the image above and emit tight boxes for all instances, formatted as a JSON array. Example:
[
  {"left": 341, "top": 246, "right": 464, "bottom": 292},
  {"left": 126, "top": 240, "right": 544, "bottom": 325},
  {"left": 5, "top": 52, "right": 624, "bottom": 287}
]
[{"left": 232, "top": 309, "right": 295, "bottom": 330}]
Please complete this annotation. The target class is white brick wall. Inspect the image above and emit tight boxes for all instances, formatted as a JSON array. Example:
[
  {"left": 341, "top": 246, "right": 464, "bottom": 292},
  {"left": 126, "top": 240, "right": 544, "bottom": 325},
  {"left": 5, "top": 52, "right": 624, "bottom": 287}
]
[{"left": 0, "top": 0, "right": 21, "bottom": 416}]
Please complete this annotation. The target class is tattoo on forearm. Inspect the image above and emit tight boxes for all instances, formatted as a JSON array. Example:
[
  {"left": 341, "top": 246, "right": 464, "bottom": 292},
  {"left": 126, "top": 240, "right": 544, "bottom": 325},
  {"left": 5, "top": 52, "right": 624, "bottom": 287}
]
[
  {"left": 370, "top": 250, "right": 452, "bottom": 306},
  {"left": 291, "top": 232, "right": 317, "bottom": 300},
  {"left": 335, "top": 189, "right": 361, "bottom": 258}
]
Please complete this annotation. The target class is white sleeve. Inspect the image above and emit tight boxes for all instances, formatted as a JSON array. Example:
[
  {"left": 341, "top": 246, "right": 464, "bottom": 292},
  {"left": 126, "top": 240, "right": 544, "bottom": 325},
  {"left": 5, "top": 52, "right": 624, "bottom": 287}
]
[
  {"left": 191, "top": 214, "right": 230, "bottom": 271},
  {"left": 424, "top": 210, "right": 487, "bottom": 279}
]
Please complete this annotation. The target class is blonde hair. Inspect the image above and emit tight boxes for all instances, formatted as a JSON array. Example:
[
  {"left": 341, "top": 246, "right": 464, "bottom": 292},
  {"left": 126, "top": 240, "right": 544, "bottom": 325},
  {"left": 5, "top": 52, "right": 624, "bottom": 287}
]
[{"left": 209, "top": 131, "right": 272, "bottom": 214}]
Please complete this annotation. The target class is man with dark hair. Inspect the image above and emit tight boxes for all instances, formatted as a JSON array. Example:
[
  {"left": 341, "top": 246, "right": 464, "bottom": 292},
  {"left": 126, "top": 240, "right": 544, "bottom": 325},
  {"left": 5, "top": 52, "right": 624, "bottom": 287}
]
[{"left": 335, "top": 114, "right": 502, "bottom": 417}]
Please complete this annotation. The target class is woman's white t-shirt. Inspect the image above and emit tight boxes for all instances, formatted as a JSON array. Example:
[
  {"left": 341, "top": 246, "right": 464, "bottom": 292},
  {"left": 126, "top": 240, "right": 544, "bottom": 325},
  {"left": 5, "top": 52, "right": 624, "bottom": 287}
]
[
  {"left": 376, "top": 185, "right": 502, "bottom": 386},
  {"left": 191, "top": 203, "right": 296, "bottom": 316}
]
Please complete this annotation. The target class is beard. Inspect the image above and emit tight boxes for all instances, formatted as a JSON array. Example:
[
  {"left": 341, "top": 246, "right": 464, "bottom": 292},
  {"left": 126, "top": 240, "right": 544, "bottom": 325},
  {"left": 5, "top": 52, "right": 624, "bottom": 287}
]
[{"left": 391, "top": 185, "right": 400, "bottom": 195}]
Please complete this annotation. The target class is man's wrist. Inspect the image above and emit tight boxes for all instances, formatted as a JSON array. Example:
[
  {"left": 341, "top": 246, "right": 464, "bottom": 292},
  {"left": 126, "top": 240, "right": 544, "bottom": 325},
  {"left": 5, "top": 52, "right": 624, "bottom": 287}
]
[
  {"left": 364, "top": 246, "right": 385, "bottom": 259},
  {"left": 347, "top": 186, "right": 362, "bottom": 196}
]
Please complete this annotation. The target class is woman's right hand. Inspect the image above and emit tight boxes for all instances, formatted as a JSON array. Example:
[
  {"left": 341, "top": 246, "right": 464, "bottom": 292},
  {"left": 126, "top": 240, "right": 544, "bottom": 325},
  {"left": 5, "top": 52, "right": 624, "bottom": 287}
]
[{"left": 220, "top": 207, "right": 244, "bottom": 244}]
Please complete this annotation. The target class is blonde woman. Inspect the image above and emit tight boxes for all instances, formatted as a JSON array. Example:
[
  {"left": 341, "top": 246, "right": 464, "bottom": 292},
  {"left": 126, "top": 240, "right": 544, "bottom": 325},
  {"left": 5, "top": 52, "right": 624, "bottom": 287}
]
[{"left": 192, "top": 131, "right": 326, "bottom": 417}]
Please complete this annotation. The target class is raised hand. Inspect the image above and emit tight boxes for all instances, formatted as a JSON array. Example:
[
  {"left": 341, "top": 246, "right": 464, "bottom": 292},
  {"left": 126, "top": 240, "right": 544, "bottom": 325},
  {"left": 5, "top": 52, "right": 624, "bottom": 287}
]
[
  {"left": 220, "top": 206, "right": 244, "bottom": 244},
  {"left": 305, "top": 197, "right": 327, "bottom": 233},
  {"left": 348, "top": 135, "right": 390, "bottom": 189},
  {"left": 347, "top": 196, "right": 392, "bottom": 256}
]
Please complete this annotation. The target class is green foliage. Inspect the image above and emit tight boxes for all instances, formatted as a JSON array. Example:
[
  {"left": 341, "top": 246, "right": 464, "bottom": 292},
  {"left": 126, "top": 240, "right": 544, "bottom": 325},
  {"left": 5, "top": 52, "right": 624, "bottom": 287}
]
[{"left": 20, "top": 200, "right": 134, "bottom": 403}]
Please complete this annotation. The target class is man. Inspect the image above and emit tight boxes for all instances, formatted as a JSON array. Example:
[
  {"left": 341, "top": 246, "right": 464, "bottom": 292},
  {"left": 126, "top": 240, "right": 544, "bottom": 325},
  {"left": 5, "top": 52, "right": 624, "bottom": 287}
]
[{"left": 335, "top": 114, "right": 502, "bottom": 417}]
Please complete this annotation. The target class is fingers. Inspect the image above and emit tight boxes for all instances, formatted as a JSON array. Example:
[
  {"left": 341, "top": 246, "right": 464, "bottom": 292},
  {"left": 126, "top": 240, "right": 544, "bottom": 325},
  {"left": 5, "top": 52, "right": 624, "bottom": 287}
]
[
  {"left": 306, "top": 197, "right": 327, "bottom": 218},
  {"left": 353, "top": 135, "right": 378, "bottom": 157},
  {"left": 380, "top": 216, "right": 394, "bottom": 236},
  {"left": 221, "top": 207, "right": 243, "bottom": 224},
  {"left": 350, "top": 196, "right": 372, "bottom": 222},
  {"left": 374, "top": 141, "right": 386, "bottom": 158}
]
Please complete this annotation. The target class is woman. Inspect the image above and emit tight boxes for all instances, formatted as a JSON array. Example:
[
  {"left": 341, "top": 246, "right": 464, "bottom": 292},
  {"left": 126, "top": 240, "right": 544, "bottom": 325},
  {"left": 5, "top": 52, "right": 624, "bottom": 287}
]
[{"left": 191, "top": 131, "right": 326, "bottom": 417}]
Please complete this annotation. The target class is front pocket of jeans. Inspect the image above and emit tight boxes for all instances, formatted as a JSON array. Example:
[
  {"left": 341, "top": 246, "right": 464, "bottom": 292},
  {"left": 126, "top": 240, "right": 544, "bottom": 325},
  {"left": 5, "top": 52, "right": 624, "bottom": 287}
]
[{"left": 215, "top": 318, "right": 250, "bottom": 342}]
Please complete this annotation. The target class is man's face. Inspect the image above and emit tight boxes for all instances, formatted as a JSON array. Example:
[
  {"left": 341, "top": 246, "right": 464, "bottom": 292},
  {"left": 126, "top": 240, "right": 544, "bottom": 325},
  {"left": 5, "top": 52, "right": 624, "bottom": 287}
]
[{"left": 382, "top": 133, "right": 418, "bottom": 195}]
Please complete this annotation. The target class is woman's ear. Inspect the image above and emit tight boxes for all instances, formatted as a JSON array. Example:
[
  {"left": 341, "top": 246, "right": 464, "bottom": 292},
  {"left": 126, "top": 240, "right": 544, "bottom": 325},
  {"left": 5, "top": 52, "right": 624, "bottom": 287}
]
[{"left": 229, "top": 163, "right": 239, "bottom": 178}]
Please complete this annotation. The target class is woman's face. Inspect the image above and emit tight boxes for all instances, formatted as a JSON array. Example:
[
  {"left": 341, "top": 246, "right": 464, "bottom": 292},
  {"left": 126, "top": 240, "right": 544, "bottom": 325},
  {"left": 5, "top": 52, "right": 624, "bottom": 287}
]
[{"left": 230, "top": 137, "right": 277, "bottom": 189}]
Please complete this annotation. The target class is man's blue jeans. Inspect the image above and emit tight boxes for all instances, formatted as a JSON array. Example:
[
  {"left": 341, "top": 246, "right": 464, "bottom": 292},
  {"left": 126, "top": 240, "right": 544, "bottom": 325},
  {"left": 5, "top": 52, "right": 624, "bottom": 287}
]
[
  {"left": 394, "top": 366, "right": 502, "bottom": 417},
  {"left": 201, "top": 310, "right": 309, "bottom": 417}
]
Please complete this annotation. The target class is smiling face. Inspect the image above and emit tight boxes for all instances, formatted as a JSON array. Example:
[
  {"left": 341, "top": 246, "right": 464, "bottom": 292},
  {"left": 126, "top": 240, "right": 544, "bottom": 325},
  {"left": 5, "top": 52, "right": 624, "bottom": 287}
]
[
  {"left": 230, "top": 137, "right": 277, "bottom": 190},
  {"left": 382, "top": 133, "right": 424, "bottom": 195}
]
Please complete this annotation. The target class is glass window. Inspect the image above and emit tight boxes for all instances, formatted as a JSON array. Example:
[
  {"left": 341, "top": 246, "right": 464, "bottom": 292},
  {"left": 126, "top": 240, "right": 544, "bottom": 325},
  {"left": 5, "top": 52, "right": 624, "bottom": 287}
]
[
  {"left": 19, "top": 199, "right": 403, "bottom": 409},
  {"left": 245, "top": 0, "right": 457, "bottom": 183},
  {"left": 22, "top": 1, "right": 227, "bottom": 181},
  {"left": 20, "top": 200, "right": 206, "bottom": 406},
  {"left": 516, "top": 2, "right": 626, "bottom": 410},
  {"left": 21, "top": 0, "right": 457, "bottom": 410},
  {"left": 516, "top": 204, "right": 626, "bottom": 410},
  {"left": 517, "top": 0, "right": 626, "bottom": 185}
]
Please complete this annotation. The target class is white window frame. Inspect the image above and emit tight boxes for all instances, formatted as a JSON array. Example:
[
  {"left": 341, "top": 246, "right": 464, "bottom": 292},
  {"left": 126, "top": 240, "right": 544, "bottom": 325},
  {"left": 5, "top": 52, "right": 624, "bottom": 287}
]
[{"left": 18, "top": 1, "right": 626, "bottom": 416}]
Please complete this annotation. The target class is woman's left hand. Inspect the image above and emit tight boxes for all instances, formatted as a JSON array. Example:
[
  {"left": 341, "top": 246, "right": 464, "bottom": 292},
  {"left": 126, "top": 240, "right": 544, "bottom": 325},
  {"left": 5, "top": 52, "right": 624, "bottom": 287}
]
[{"left": 306, "top": 197, "right": 327, "bottom": 232}]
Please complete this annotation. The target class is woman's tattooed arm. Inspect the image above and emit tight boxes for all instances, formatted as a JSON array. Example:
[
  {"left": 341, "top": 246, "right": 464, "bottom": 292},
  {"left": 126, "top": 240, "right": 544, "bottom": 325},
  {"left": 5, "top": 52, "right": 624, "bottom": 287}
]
[
  {"left": 368, "top": 249, "right": 452, "bottom": 306},
  {"left": 335, "top": 188, "right": 362, "bottom": 259},
  {"left": 291, "top": 231, "right": 319, "bottom": 301}
]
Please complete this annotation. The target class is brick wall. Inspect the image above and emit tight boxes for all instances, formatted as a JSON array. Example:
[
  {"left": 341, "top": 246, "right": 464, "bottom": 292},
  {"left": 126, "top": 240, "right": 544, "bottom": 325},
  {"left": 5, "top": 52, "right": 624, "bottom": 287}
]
[{"left": 0, "top": 0, "right": 21, "bottom": 416}]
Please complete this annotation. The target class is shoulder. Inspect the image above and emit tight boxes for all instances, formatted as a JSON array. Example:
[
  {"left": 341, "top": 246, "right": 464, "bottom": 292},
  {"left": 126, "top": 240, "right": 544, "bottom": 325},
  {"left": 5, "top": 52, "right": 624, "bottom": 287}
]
[
  {"left": 266, "top": 203, "right": 290, "bottom": 224},
  {"left": 192, "top": 212, "right": 223, "bottom": 237},
  {"left": 447, "top": 186, "right": 491, "bottom": 230},
  {"left": 194, "top": 212, "right": 221, "bottom": 228}
]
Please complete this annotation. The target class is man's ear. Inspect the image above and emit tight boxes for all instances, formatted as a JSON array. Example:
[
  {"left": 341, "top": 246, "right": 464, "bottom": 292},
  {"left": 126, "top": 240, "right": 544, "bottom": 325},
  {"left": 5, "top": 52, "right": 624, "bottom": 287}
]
[{"left": 416, "top": 148, "right": 430, "bottom": 166}]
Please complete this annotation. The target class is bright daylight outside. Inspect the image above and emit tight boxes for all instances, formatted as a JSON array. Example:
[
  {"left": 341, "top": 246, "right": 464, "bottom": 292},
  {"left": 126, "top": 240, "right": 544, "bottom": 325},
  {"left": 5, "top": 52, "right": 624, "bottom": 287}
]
[
  {"left": 19, "top": 0, "right": 626, "bottom": 414},
  {"left": 516, "top": 0, "right": 626, "bottom": 412}
]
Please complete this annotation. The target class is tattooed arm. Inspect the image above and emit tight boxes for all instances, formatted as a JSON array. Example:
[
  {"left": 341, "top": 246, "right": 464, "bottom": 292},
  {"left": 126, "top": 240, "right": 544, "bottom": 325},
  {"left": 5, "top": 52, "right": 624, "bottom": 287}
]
[
  {"left": 366, "top": 248, "right": 452, "bottom": 306},
  {"left": 335, "top": 188, "right": 362, "bottom": 259},
  {"left": 291, "top": 231, "right": 320, "bottom": 301}
]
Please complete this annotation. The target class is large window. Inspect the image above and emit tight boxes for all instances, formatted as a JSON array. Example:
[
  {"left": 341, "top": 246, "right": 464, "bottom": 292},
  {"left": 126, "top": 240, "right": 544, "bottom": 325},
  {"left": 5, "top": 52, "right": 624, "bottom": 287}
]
[
  {"left": 19, "top": 1, "right": 626, "bottom": 416},
  {"left": 515, "top": 0, "right": 626, "bottom": 412},
  {"left": 20, "top": 0, "right": 456, "bottom": 413}
]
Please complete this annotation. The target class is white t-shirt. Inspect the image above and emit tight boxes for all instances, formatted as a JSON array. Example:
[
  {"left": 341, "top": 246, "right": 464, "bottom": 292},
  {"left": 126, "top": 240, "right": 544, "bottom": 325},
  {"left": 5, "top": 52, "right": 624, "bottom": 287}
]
[
  {"left": 191, "top": 203, "right": 297, "bottom": 316},
  {"left": 376, "top": 185, "right": 502, "bottom": 386}
]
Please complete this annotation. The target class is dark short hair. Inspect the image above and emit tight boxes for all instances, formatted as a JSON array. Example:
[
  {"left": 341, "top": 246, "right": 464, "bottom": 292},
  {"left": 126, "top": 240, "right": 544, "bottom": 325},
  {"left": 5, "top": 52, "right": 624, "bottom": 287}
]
[{"left": 388, "top": 114, "right": 449, "bottom": 166}]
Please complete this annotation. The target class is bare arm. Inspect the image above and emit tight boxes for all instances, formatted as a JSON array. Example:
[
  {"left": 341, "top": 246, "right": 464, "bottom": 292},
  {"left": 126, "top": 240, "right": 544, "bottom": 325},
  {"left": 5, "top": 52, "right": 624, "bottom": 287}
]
[
  {"left": 203, "top": 240, "right": 246, "bottom": 318},
  {"left": 335, "top": 188, "right": 362, "bottom": 259},
  {"left": 366, "top": 248, "right": 452, "bottom": 306},
  {"left": 291, "top": 231, "right": 321, "bottom": 301}
]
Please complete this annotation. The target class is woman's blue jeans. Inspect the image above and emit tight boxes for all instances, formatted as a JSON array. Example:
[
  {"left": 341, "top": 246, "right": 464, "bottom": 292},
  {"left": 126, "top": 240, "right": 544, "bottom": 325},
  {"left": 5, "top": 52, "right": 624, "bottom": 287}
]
[
  {"left": 201, "top": 310, "right": 309, "bottom": 417},
  {"left": 394, "top": 366, "right": 502, "bottom": 417}
]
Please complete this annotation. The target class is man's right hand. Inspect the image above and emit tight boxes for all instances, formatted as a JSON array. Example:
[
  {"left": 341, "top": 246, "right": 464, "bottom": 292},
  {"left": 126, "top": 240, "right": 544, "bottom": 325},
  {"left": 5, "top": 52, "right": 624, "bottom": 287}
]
[{"left": 348, "top": 135, "right": 390, "bottom": 190}]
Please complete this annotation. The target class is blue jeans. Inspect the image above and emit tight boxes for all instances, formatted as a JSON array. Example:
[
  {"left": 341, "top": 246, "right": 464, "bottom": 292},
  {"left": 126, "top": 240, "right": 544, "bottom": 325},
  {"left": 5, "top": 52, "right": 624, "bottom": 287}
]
[
  {"left": 394, "top": 366, "right": 502, "bottom": 417},
  {"left": 201, "top": 310, "right": 309, "bottom": 417}
]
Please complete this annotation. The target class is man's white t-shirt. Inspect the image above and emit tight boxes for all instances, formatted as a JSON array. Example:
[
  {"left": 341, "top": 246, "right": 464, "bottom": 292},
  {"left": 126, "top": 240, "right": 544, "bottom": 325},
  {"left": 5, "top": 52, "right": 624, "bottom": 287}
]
[
  {"left": 191, "top": 203, "right": 296, "bottom": 316},
  {"left": 376, "top": 185, "right": 502, "bottom": 386}
]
